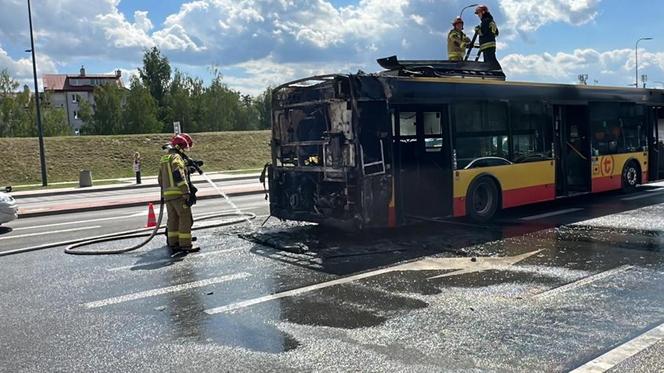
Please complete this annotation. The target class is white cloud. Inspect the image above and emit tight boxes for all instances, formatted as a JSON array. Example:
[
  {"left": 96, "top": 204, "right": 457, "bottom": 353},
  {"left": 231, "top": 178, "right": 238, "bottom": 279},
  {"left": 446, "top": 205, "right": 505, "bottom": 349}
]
[
  {"left": 0, "top": 46, "right": 57, "bottom": 90},
  {"left": 502, "top": 48, "right": 664, "bottom": 85},
  {"left": 499, "top": 0, "right": 601, "bottom": 37},
  {"left": 94, "top": 10, "right": 155, "bottom": 49},
  {"left": 222, "top": 55, "right": 369, "bottom": 95}
]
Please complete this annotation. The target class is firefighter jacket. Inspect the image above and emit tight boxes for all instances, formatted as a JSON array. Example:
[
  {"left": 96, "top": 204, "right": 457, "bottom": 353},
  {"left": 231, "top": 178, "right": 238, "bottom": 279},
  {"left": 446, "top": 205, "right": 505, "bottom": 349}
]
[
  {"left": 158, "top": 150, "right": 190, "bottom": 201},
  {"left": 447, "top": 29, "right": 471, "bottom": 61},
  {"left": 477, "top": 12, "right": 499, "bottom": 51}
]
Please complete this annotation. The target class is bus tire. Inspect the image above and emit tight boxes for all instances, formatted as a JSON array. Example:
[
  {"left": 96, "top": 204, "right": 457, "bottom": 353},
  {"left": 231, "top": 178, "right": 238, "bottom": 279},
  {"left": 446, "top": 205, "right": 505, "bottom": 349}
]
[
  {"left": 466, "top": 177, "right": 500, "bottom": 223},
  {"left": 621, "top": 161, "right": 641, "bottom": 194}
]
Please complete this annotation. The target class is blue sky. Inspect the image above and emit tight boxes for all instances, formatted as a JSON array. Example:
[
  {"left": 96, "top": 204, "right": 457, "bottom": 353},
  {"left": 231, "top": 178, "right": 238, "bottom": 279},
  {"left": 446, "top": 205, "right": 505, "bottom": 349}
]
[{"left": 1, "top": 0, "right": 663, "bottom": 94}]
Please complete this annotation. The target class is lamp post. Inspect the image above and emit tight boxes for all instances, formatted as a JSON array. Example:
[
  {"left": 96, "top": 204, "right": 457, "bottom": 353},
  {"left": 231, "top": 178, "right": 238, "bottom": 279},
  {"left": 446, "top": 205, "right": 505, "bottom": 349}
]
[
  {"left": 635, "top": 37, "right": 653, "bottom": 88},
  {"left": 460, "top": 3, "right": 479, "bottom": 18},
  {"left": 27, "top": 0, "right": 47, "bottom": 186}
]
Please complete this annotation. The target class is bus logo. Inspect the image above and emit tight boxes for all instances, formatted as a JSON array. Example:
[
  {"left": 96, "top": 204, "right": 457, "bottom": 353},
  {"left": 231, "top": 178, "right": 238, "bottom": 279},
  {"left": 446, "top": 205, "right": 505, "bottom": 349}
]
[{"left": 601, "top": 156, "right": 615, "bottom": 176}]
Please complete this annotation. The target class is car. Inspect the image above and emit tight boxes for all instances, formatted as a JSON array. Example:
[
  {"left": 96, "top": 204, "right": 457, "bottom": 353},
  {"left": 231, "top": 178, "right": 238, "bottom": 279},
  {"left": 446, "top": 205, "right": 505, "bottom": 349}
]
[{"left": 0, "top": 192, "right": 18, "bottom": 225}]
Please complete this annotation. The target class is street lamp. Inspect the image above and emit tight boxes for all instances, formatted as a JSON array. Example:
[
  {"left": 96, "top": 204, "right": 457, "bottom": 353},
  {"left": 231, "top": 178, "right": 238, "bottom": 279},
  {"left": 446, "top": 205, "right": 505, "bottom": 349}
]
[
  {"left": 460, "top": 3, "right": 479, "bottom": 18},
  {"left": 635, "top": 37, "right": 653, "bottom": 88},
  {"left": 27, "top": 0, "right": 48, "bottom": 186}
]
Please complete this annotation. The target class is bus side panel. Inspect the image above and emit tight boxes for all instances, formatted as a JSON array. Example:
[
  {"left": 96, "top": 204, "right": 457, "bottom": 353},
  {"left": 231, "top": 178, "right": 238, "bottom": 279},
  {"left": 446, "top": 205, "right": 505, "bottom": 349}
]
[
  {"left": 591, "top": 152, "right": 649, "bottom": 193},
  {"left": 453, "top": 161, "right": 556, "bottom": 217}
]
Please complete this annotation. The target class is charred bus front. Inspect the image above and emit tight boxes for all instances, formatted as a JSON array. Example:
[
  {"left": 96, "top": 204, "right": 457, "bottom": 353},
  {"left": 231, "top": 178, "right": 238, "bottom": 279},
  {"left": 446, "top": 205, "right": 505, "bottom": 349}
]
[{"left": 267, "top": 75, "right": 392, "bottom": 229}]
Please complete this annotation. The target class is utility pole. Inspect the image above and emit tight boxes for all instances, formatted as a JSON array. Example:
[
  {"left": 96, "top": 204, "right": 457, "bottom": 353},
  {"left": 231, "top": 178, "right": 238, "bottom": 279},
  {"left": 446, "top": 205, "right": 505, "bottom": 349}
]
[
  {"left": 635, "top": 37, "right": 653, "bottom": 88},
  {"left": 27, "top": 0, "right": 48, "bottom": 186}
]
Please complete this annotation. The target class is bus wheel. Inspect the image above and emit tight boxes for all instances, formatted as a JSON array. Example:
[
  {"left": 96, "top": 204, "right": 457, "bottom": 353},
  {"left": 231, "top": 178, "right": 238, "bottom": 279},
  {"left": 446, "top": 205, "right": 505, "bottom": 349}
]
[
  {"left": 621, "top": 161, "right": 641, "bottom": 193},
  {"left": 466, "top": 177, "right": 500, "bottom": 223}
]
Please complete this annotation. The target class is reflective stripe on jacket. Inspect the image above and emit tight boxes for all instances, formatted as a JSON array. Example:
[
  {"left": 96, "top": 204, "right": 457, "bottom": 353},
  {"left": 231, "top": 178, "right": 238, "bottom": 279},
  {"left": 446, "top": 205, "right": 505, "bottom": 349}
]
[
  {"left": 158, "top": 151, "right": 190, "bottom": 201},
  {"left": 478, "top": 12, "right": 499, "bottom": 51},
  {"left": 447, "top": 29, "right": 470, "bottom": 61}
]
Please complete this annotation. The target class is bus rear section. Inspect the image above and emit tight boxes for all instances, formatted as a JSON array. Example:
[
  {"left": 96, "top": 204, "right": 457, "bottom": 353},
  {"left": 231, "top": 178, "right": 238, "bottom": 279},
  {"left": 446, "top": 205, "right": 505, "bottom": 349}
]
[{"left": 267, "top": 75, "right": 392, "bottom": 229}]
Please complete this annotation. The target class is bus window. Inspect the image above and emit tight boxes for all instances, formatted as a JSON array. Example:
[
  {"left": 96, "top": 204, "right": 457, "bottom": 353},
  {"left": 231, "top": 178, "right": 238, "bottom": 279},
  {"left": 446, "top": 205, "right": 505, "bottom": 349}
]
[
  {"left": 423, "top": 112, "right": 443, "bottom": 152},
  {"left": 399, "top": 112, "right": 417, "bottom": 137},
  {"left": 590, "top": 103, "right": 647, "bottom": 155},
  {"left": 510, "top": 102, "right": 551, "bottom": 162},
  {"left": 454, "top": 102, "right": 509, "bottom": 168},
  {"left": 620, "top": 104, "right": 647, "bottom": 152}
]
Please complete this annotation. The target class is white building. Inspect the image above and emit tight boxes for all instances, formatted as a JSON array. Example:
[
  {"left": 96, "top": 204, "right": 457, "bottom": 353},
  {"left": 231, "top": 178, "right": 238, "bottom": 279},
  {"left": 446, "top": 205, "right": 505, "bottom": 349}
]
[{"left": 43, "top": 66, "right": 123, "bottom": 134}]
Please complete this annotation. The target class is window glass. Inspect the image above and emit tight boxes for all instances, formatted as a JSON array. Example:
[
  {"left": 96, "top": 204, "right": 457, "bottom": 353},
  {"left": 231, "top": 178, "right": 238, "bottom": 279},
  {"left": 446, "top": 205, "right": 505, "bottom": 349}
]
[
  {"left": 423, "top": 112, "right": 441, "bottom": 135},
  {"left": 399, "top": 112, "right": 417, "bottom": 136},
  {"left": 454, "top": 103, "right": 483, "bottom": 132},
  {"left": 456, "top": 135, "right": 508, "bottom": 168},
  {"left": 591, "top": 103, "right": 646, "bottom": 155},
  {"left": 510, "top": 102, "right": 551, "bottom": 162},
  {"left": 486, "top": 102, "right": 508, "bottom": 131}
]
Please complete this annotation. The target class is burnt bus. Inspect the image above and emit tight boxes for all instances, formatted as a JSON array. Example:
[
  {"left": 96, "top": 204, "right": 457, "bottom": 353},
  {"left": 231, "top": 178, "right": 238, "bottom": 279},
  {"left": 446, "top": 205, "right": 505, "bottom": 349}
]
[{"left": 267, "top": 58, "right": 664, "bottom": 229}]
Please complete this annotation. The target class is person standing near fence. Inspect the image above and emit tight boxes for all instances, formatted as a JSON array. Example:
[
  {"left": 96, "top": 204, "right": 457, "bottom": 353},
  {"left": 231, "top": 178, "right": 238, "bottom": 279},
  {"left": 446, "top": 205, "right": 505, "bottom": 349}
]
[{"left": 133, "top": 152, "right": 142, "bottom": 184}]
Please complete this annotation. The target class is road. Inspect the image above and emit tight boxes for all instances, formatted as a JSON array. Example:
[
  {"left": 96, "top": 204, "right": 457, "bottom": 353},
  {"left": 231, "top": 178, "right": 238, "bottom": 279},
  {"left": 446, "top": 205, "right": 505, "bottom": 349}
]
[
  {"left": 1, "top": 184, "right": 664, "bottom": 371},
  {"left": 0, "top": 193, "right": 269, "bottom": 252},
  {"left": 14, "top": 176, "right": 263, "bottom": 217}
]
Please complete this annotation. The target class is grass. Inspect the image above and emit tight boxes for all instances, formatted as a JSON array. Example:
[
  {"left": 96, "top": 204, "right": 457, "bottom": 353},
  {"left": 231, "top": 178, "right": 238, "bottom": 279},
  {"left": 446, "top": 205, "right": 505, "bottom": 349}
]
[{"left": 1, "top": 131, "right": 271, "bottom": 187}]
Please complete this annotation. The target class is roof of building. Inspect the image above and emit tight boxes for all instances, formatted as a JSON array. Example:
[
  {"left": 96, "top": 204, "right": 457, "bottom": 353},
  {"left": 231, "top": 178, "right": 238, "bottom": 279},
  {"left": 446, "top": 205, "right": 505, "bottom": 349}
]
[{"left": 43, "top": 69, "right": 123, "bottom": 92}]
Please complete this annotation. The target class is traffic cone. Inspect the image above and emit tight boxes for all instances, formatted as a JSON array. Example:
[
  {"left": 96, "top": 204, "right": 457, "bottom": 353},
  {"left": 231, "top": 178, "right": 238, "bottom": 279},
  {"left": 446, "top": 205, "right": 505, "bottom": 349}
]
[{"left": 145, "top": 202, "right": 157, "bottom": 228}]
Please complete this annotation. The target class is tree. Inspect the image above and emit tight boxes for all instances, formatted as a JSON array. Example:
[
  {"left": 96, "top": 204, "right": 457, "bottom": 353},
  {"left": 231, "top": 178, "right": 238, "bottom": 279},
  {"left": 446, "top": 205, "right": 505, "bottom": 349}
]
[
  {"left": 82, "top": 83, "right": 124, "bottom": 135},
  {"left": 254, "top": 87, "right": 273, "bottom": 130},
  {"left": 139, "top": 47, "right": 171, "bottom": 107},
  {"left": 164, "top": 70, "right": 200, "bottom": 133},
  {"left": 123, "top": 77, "right": 161, "bottom": 134}
]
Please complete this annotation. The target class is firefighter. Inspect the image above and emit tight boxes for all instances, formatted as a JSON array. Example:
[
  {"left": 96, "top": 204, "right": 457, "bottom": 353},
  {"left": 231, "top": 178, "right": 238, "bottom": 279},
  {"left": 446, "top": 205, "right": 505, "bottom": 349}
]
[
  {"left": 159, "top": 133, "right": 198, "bottom": 252},
  {"left": 474, "top": 4, "right": 502, "bottom": 70},
  {"left": 447, "top": 17, "right": 471, "bottom": 61}
]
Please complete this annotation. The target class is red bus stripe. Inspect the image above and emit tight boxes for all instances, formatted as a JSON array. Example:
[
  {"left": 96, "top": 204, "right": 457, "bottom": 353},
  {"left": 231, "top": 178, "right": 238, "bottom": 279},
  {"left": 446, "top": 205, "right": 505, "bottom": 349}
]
[
  {"left": 503, "top": 184, "right": 555, "bottom": 208},
  {"left": 592, "top": 176, "right": 622, "bottom": 193},
  {"left": 453, "top": 197, "right": 466, "bottom": 217}
]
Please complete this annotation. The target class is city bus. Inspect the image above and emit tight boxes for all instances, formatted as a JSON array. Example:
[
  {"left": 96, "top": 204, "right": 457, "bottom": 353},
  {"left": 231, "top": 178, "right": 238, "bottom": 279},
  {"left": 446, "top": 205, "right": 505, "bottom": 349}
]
[{"left": 266, "top": 57, "right": 664, "bottom": 229}]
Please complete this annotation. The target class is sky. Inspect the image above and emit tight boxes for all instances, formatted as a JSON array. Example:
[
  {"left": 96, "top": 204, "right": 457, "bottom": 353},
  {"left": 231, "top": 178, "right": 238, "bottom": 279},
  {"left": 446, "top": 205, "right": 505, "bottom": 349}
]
[{"left": 1, "top": 0, "right": 663, "bottom": 95}]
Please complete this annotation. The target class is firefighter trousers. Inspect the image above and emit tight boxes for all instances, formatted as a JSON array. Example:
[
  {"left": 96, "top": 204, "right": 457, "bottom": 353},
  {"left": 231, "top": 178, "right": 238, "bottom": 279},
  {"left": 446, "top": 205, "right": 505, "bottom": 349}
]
[
  {"left": 166, "top": 198, "right": 194, "bottom": 248},
  {"left": 481, "top": 47, "right": 502, "bottom": 70}
]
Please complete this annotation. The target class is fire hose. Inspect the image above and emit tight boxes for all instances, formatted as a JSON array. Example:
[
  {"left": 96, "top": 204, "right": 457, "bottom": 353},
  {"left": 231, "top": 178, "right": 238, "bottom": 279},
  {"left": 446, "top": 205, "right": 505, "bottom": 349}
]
[{"left": 63, "top": 198, "right": 256, "bottom": 255}]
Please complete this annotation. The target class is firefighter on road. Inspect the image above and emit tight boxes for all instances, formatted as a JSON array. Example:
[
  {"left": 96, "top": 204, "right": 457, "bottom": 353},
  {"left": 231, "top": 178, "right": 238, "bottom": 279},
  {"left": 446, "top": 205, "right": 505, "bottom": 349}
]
[
  {"left": 159, "top": 133, "right": 198, "bottom": 252},
  {"left": 474, "top": 4, "right": 502, "bottom": 70},
  {"left": 447, "top": 17, "right": 471, "bottom": 61}
]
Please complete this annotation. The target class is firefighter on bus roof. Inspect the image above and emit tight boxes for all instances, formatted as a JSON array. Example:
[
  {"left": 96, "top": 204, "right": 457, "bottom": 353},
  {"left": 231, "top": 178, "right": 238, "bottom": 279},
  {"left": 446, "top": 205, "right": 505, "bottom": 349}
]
[
  {"left": 447, "top": 17, "right": 471, "bottom": 61},
  {"left": 474, "top": 4, "right": 502, "bottom": 70}
]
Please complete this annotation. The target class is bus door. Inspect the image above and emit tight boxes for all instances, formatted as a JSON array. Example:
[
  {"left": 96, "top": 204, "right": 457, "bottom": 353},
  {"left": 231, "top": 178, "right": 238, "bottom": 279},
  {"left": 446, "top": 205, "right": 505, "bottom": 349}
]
[
  {"left": 648, "top": 106, "right": 660, "bottom": 181},
  {"left": 394, "top": 107, "right": 453, "bottom": 220},
  {"left": 554, "top": 105, "right": 592, "bottom": 195}
]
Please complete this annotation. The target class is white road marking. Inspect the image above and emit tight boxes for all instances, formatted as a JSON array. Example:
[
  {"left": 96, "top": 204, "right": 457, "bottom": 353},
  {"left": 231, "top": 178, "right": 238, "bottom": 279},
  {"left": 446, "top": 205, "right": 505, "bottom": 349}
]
[
  {"left": 622, "top": 191, "right": 664, "bottom": 201},
  {"left": 84, "top": 272, "right": 251, "bottom": 309},
  {"left": 13, "top": 213, "right": 143, "bottom": 231},
  {"left": 205, "top": 250, "right": 540, "bottom": 315},
  {"left": 521, "top": 208, "right": 584, "bottom": 221},
  {"left": 646, "top": 188, "right": 664, "bottom": 193},
  {"left": 570, "top": 322, "right": 664, "bottom": 373},
  {"left": 107, "top": 248, "right": 242, "bottom": 271},
  {"left": 534, "top": 265, "right": 634, "bottom": 299},
  {"left": 0, "top": 226, "right": 102, "bottom": 240}
]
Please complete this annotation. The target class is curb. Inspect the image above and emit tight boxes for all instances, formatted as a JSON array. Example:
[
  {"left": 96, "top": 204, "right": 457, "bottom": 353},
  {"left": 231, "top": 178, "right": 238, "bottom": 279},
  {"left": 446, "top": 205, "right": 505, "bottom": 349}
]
[
  {"left": 17, "top": 188, "right": 267, "bottom": 219},
  {"left": 11, "top": 174, "right": 260, "bottom": 200}
]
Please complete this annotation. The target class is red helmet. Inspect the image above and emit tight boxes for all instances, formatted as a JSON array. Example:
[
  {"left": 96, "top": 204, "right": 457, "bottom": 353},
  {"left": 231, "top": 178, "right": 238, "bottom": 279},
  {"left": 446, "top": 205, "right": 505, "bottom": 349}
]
[
  {"left": 170, "top": 133, "right": 193, "bottom": 150},
  {"left": 475, "top": 4, "right": 488, "bottom": 14}
]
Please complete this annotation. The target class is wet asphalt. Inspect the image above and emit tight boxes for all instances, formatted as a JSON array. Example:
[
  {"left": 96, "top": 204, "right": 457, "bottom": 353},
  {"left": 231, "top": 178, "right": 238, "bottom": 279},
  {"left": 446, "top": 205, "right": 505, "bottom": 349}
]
[{"left": 1, "top": 185, "right": 664, "bottom": 372}]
